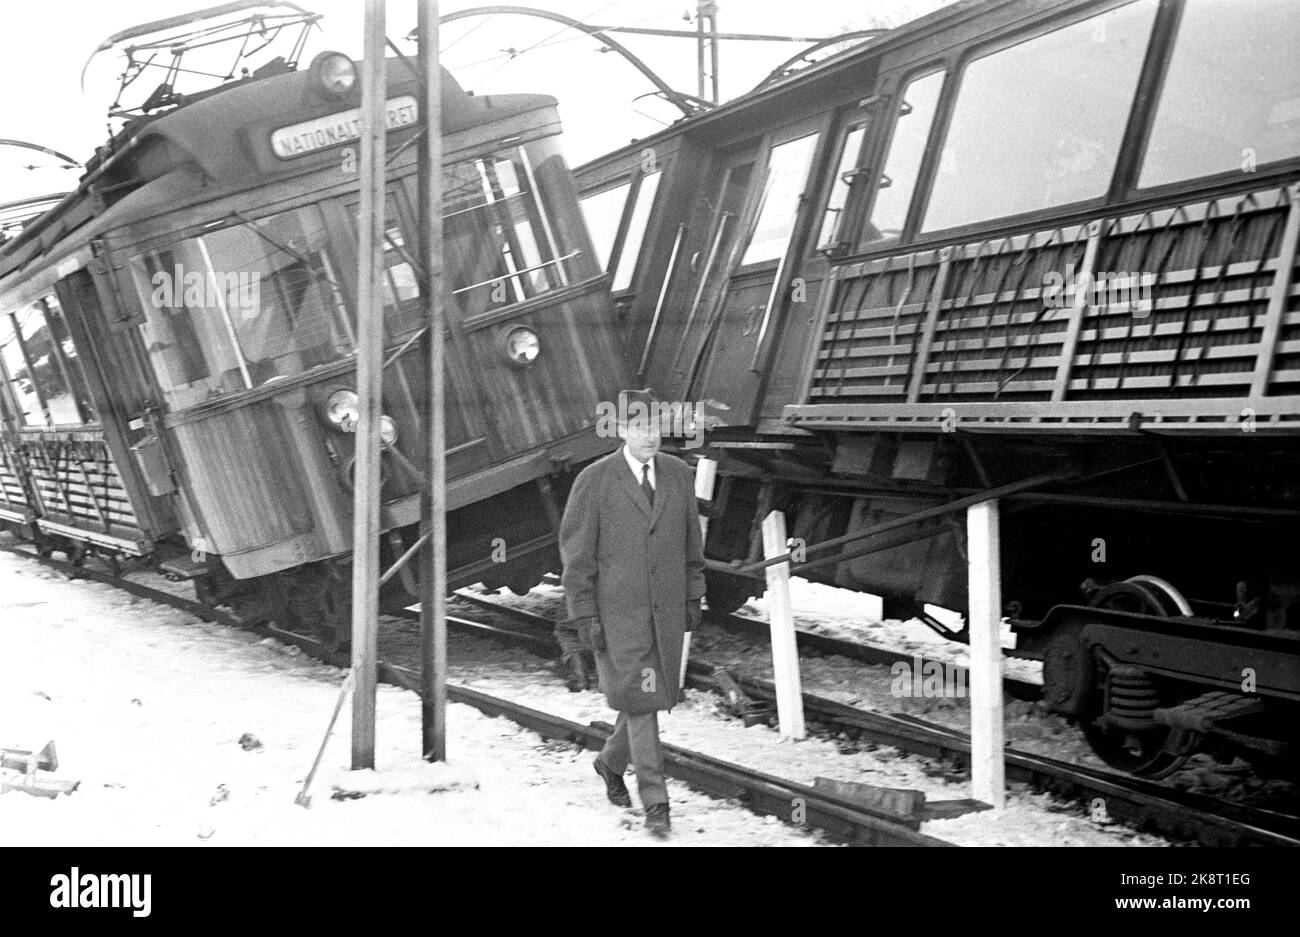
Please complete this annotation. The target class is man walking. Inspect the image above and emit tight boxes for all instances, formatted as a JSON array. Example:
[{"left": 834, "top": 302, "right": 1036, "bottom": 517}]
[{"left": 559, "top": 388, "right": 706, "bottom": 837}]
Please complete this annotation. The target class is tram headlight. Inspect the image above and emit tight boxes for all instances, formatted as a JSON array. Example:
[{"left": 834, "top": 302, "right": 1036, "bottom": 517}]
[
  {"left": 324, "top": 389, "right": 360, "bottom": 432},
  {"left": 504, "top": 326, "right": 540, "bottom": 367},
  {"left": 379, "top": 415, "right": 398, "bottom": 446},
  {"left": 310, "top": 51, "right": 357, "bottom": 98}
]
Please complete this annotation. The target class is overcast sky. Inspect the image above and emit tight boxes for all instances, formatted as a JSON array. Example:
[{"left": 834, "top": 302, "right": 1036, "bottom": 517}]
[{"left": 0, "top": 0, "right": 952, "bottom": 208}]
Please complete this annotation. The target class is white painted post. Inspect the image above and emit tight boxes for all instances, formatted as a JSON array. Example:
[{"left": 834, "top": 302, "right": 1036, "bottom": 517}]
[
  {"left": 681, "top": 458, "right": 718, "bottom": 691},
  {"left": 694, "top": 457, "right": 717, "bottom": 541},
  {"left": 967, "top": 498, "right": 1005, "bottom": 809},
  {"left": 761, "top": 510, "right": 805, "bottom": 740}
]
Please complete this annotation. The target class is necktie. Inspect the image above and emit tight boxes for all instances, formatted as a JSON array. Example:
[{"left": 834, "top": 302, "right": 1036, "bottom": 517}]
[{"left": 641, "top": 462, "right": 655, "bottom": 507}]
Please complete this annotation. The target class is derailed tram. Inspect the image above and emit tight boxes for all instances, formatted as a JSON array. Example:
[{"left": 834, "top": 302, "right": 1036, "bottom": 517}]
[
  {"left": 576, "top": 0, "right": 1300, "bottom": 777},
  {"left": 0, "top": 36, "right": 628, "bottom": 648}
]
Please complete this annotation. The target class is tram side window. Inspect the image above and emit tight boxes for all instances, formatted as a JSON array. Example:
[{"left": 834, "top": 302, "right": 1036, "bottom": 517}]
[
  {"left": 529, "top": 136, "right": 600, "bottom": 284},
  {"left": 347, "top": 195, "right": 423, "bottom": 337},
  {"left": 35, "top": 295, "right": 97, "bottom": 424},
  {"left": 380, "top": 214, "right": 421, "bottom": 325},
  {"left": 0, "top": 297, "right": 96, "bottom": 427},
  {"left": 610, "top": 170, "right": 661, "bottom": 291},
  {"left": 13, "top": 305, "right": 73, "bottom": 424},
  {"left": 740, "top": 134, "right": 819, "bottom": 266},
  {"left": 1139, "top": 0, "right": 1300, "bottom": 189},
  {"left": 129, "top": 204, "right": 354, "bottom": 409},
  {"left": 0, "top": 314, "right": 43, "bottom": 427},
  {"left": 862, "top": 70, "right": 944, "bottom": 244},
  {"left": 921, "top": 0, "right": 1159, "bottom": 233},
  {"left": 580, "top": 181, "right": 632, "bottom": 272},
  {"left": 445, "top": 144, "right": 576, "bottom": 317},
  {"left": 818, "top": 123, "right": 869, "bottom": 252}
]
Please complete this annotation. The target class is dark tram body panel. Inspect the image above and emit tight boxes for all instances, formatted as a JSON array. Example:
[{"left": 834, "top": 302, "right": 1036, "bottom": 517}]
[
  {"left": 1, "top": 50, "right": 628, "bottom": 644},
  {"left": 576, "top": 0, "right": 1300, "bottom": 777}
]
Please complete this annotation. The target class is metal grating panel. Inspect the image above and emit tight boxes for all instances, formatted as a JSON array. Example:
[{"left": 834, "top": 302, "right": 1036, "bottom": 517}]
[{"left": 799, "top": 184, "right": 1300, "bottom": 432}]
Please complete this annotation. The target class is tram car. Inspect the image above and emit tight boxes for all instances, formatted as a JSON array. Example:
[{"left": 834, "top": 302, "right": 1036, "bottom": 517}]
[
  {"left": 0, "top": 16, "right": 627, "bottom": 649},
  {"left": 575, "top": 0, "right": 1300, "bottom": 777}
]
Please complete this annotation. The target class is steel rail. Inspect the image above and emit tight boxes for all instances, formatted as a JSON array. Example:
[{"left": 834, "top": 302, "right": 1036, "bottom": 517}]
[
  {"left": 448, "top": 588, "right": 1044, "bottom": 701},
  {"left": 379, "top": 662, "right": 949, "bottom": 846},
  {"left": 444, "top": 585, "right": 1300, "bottom": 847}
]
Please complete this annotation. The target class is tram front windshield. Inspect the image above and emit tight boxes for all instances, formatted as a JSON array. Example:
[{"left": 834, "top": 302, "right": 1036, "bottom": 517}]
[{"left": 129, "top": 204, "right": 355, "bottom": 409}]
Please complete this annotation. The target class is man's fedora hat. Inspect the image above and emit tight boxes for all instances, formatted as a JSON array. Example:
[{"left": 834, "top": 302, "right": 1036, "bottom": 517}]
[{"left": 615, "top": 387, "right": 661, "bottom": 431}]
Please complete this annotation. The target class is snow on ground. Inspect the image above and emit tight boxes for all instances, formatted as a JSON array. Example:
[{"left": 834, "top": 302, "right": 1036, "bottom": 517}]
[
  {"left": 501, "top": 577, "right": 1041, "bottom": 681},
  {"left": 500, "top": 580, "right": 1297, "bottom": 812},
  {"left": 745, "top": 578, "right": 1044, "bottom": 684},
  {"left": 384, "top": 609, "right": 1168, "bottom": 846},
  {"left": 0, "top": 551, "right": 827, "bottom": 847}
]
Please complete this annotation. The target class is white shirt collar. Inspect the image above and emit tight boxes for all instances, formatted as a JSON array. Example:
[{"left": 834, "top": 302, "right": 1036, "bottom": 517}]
[{"left": 622, "top": 444, "right": 655, "bottom": 487}]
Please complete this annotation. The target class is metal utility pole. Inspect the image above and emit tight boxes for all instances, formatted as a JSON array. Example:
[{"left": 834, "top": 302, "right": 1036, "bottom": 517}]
[
  {"left": 350, "top": 0, "right": 386, "bottom": 770},
  {"left": 696, "top": 1, "right": 719, "bottom": 104},
  {"left": 416, "top": 0, "right": 448, "bottom": 762}
]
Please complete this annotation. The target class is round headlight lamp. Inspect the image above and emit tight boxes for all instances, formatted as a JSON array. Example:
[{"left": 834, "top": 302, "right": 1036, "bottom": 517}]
[
  {"left": 310, "top": 51, "right": 357, "bottom": 98},
  {"left": 379, "top": 415, "right": 399, "bottom": 446},
  {"left": 325, "top": 389, "right": 360, "bottom": 431},
  {"left": 504, "top": 326, "right": 540, "bottom": 367}
]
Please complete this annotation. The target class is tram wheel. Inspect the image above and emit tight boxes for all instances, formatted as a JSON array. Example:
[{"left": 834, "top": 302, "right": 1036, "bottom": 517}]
[
  {"left": 1081, "top": 575, "right": 1196, "bottom": 777},
  {"left": 1088, "top": 576, "right": 1192, "bottom": 618},
  {"left": 269, "top": 567, "right": 352, "bottom": 652},
  {"left": 1082, "top": 721, "right": 1193, "bottom": 779},
  {"left": 195, "top": 574, "right": 221, "bottom": 608}
]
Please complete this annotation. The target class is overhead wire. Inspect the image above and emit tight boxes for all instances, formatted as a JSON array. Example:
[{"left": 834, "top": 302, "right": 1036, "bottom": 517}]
[
  {"left": 440, "top": 10, "right": 497, "bottom": 54},
  {"left": 474, "top": 0, "right": 629, "bottom": 83},
  {"left": 443, "top": 1, "right": 669, "bottom": 75}
]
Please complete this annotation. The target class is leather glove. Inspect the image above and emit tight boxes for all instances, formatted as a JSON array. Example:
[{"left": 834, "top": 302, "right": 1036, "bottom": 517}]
[
  {"left": 685, "top": 598, "right": 703, "bottom": 632},
  {"left": 576, "top": 617, "right": 606, "bottom": 652},
  {"left": 561, "top": 649, "right": 591, "bottom": 693}
]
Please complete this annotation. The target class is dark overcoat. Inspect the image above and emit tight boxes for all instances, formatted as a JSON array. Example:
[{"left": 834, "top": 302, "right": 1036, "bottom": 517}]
[{"left": 559, "top": 449, "right": 706, "bottom": 712}]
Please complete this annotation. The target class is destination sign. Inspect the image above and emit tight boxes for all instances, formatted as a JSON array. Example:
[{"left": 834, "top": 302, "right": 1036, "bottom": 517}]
[{"left": 270, "top": 95, "right": 419, "bottom": 159}]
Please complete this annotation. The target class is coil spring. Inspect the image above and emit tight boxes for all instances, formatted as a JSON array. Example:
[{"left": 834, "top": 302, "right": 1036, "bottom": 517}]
[{"left": 1105, "top": 665, "right": 1161, "bottom": 731}]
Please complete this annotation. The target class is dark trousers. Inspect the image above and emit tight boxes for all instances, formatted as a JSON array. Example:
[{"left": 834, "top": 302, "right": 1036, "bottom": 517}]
[{"left": 597, "top": 711, "right": 667, "bottom": 807}]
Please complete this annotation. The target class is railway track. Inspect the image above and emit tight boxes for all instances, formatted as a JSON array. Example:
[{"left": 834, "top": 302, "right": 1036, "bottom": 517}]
[
  {"left": 454, "top": 588, "right": 1044, "bottom": 700},
  {"left": 0, "top": 539, "right": 946, "bottom": 847},
  {"left": 449, "top": 588, "right": 1300, "bottom": 847},
  {"left": 9, "top": 538, "right": 1295, "bottom": 846}
]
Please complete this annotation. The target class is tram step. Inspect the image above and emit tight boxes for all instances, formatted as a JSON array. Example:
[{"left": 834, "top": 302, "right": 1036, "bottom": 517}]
[
  {"left": 157, "top": 554, "right": 217, "bottom": 580},
  {"left": 1153, "top": 692, "right": 1267, "bottom": 734}
]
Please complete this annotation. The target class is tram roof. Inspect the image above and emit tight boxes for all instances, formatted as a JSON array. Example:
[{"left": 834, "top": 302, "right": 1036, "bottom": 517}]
[{"left": 0, "top": 56, "right": 556, "bottom": 278}]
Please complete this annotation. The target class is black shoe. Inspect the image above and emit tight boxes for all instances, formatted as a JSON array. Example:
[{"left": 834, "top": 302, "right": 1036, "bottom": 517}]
[
  {"left": 645, "top": 803, "right": 671, "bottom": 838},
  {"left": 593, "top": 757, "right": 631, "bottom": 807}
]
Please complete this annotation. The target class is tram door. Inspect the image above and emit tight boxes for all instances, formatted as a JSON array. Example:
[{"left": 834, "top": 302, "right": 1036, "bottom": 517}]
[{"left": 680, "top": 121, "right": 822, "bottom": 426}]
